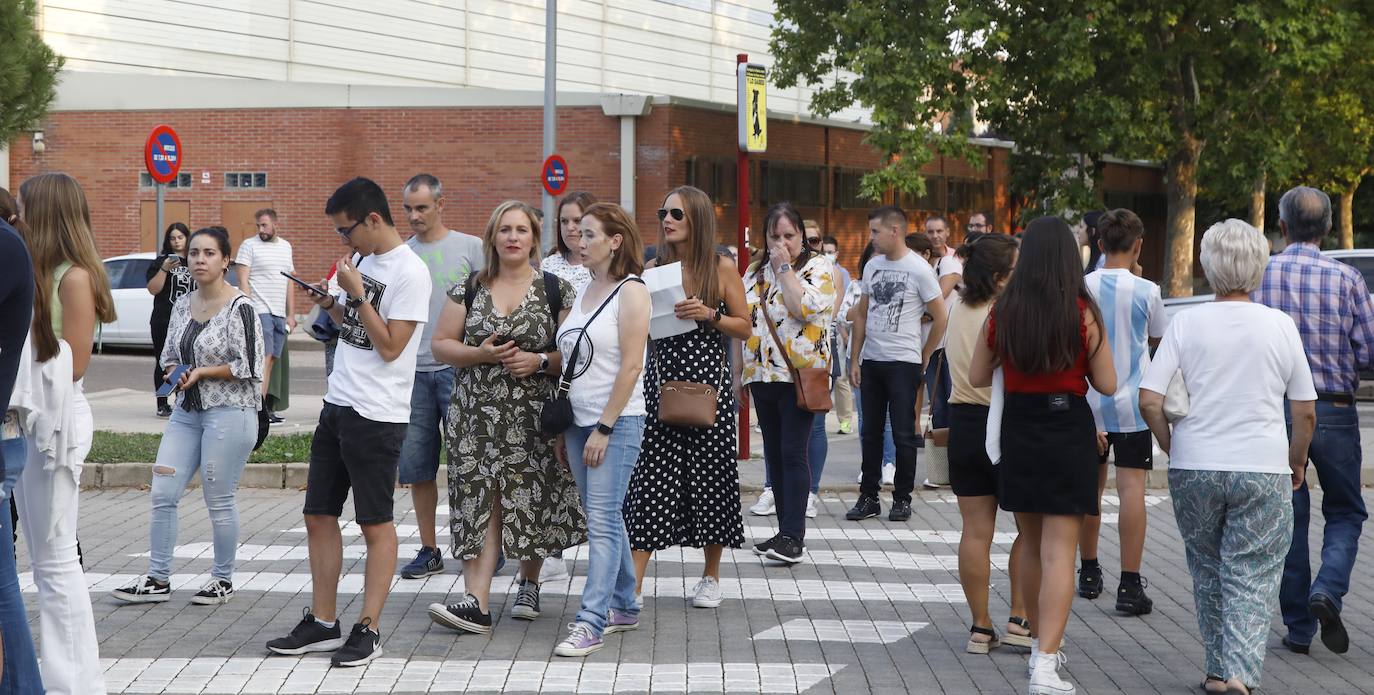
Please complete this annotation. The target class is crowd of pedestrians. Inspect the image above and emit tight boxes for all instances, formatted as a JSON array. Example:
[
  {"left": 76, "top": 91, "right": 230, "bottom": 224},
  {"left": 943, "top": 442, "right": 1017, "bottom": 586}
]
[{"left": 0, "top": 168, "right": 1367, "bottom": 695}]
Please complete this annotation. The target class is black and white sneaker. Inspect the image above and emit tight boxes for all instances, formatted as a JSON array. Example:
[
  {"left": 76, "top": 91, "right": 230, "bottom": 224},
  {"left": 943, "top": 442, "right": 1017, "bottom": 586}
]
[
  {"left": 266, "top": 607, "right": 346, "bottom": 655},
  {"left": 888, "top": 500, "right": 913, "bottom": 522},
  {"left": 511, "top": 579, "right": 541, "bottom": 620},
  {"left": 764, "top": 535, "right": 806, "bottom": 565},
  {"left": 428, "top": 593, "right": 493, "bottom": 635},
  {"left": 752, "top": 534, "right": 779, "bottom": 557},
  {"left": 331, "top": 618, "right": 383, "bottom": 667},
  {"left": 111, "top": 575, "right": 171, "bottom": 603},
  {"left": 190, "top": 578, "right": 235, "bottom": 605},
  {"left": 845, "top": 494, "right": 881, "bottom": 521}
]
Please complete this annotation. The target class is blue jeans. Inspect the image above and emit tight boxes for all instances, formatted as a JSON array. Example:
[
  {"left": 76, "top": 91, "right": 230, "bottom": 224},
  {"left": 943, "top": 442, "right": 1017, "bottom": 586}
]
[
  {"left": 397, "top": 368, "right": 455, "bottom": 485},
  {"left": 149, "top": 406, "right": 256, "bottom": 581},
  {"left": 1281, "top": 400, "right": 1368, "bottom": 643},
  {"left": 566, "top": 415, "right": 645, "bottom": 635},
  {"left": 0, "top": 434, "right": 42, "bottom": 695},
  {"left": 763, "top": 413, "right": 828, "bottom": 495},
  {"left": 853, "top": 385, "right": 895, "bottom": 464},
  {"left": 925, "top": 349, "right": 952, "bottom": 430}
]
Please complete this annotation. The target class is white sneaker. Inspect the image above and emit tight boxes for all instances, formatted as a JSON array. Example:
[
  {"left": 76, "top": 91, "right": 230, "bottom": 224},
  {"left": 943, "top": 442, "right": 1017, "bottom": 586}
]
[
  {"left": 1028, "top": 639, "right": 1039, "bottom": 677},
  {"left": 1029, "top": 651, "right": 1075, "bottom": 695},
  {"left": 855, "top": 469, "right": 864, "bottom": 484},
  {"left": 881, "top": 463, "right": 896, "bottom": 486},
  {"left": 805, "top": 493, "right": 819, "bottom": 519},
  {"left": 539, "top": 556, "right": 570, "bottom": 583},
  {"left": 921, "top": 478, "right": 946, "bottom": 490},
  {"left": 749, "top": 488, "right": 776, "bottom": 516},
  {"left": 691, "top": 576, "right": 722, "bottom": 608}
]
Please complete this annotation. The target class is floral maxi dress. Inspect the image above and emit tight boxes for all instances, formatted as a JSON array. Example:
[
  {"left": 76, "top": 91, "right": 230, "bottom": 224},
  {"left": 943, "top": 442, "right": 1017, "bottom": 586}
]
[{"left": 445, "top": 274, "right": 587, "bottom": 561}]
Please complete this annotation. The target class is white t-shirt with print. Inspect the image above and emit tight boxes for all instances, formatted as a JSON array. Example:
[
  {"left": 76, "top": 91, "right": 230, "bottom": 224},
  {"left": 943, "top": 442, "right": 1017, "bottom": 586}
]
[
  {"left": 325, "top": 244, "right": 432, "bottom": 423},
  {"left": 859, "top": 251, "right": 942, "bottom": 364},
  {"left": 1139, "top": 301, "right": 1316, "bottom": 474}
]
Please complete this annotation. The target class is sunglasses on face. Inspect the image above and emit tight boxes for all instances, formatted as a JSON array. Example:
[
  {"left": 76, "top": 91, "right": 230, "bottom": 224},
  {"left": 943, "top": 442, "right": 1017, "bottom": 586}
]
[
  {"left": 806, "top": 237, "right": 822, "bottom": 246},
  {"left": 657, "top": 208, "right": 686, "bottom": 222},
  {"left": 336, "top": 218, "right": 365, "bottom": 238}
]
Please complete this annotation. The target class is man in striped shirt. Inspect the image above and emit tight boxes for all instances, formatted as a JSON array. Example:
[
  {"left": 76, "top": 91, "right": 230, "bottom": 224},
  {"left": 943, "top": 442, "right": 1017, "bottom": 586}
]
[
  {"left": 236, "top": 209, "right": 297, "bottom": 421},
  {"left": 1256, "top": 186, "right": 1374, "bottom": 656},
  {"left": 1080, "top": 209, "right": 1166, "bottom": 615}
]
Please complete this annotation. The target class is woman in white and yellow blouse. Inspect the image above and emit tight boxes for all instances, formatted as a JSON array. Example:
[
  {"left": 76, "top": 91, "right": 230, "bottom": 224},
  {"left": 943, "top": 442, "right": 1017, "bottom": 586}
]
[{"left": 741, "top": 201, "right": 835, "bottom": 564}]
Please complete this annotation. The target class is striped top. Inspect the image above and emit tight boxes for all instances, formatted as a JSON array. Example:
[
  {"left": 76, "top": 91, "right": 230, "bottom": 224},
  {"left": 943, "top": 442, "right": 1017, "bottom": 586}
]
[
  {"left": 236, "top": 235, "right": 295, "bottom": 317},
  {"left": 1084, "top": 268, "right": 1166, "bottom": 432}
]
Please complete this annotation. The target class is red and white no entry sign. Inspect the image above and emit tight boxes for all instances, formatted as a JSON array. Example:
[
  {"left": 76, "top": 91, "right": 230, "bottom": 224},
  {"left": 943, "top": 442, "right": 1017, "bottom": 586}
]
[{"left": 144, "top": 125, "right": 183, "bottom": 185}]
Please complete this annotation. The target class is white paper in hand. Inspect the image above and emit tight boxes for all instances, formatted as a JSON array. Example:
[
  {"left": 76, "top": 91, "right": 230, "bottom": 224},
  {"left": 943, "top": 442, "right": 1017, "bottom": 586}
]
[
  {"left": 643, "top": 262, "right": 698, "bottom": 339},
  {"left": 985, "top": 367, "right": 1004, "bottom": 465}
]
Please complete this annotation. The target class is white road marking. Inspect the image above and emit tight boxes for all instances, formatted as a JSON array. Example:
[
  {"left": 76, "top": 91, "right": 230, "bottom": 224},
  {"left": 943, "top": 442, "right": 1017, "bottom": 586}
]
[{"left": 751, "top": 618, "right": 929, "bottom": 644}]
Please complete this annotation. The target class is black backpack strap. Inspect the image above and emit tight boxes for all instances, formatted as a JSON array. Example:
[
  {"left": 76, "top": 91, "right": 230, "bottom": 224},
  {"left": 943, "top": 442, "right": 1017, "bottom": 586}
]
[
  {"left": 462, "top": 273, "right": 478, "bottom": 313},
  {"left": 543, "top": 271, "right": 562, "bottom": 333}
]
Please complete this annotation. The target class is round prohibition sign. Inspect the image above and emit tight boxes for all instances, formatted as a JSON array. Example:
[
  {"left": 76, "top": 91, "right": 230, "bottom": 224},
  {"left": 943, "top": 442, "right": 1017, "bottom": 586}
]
[
  {"left": 144, "top": 125, "right": 183, "bottom": 184},
  {"left": 542, "top": 155, "right": 570, "bottom": 197}
]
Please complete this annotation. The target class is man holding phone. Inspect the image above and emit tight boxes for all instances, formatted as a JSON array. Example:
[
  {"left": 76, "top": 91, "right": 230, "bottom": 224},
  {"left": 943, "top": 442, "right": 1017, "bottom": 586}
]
[
  {"left": 264, "top": 178, "right": 430, "bottom": 667},
  {"left": 235, "top": 209, "right": 296, "bottom": 422}
]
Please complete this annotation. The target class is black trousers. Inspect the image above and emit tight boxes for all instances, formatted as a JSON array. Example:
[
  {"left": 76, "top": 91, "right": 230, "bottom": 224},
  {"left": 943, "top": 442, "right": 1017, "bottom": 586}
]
[
  {"left": 151, "top": 317, "right": 169, "bottom": 407},
  {"left": 859, "top": 360, "right": 922, "bottom": 503},
  {"left": 751, "top": 382, "right": 816, "bottom": 540}
]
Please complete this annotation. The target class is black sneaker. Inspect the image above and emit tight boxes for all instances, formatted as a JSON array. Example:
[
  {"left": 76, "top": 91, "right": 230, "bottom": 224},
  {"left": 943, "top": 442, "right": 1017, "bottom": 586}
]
[
  {"left": 400, "top": 546, "right": 444, "bottom": 579},
  {"left": 268, "top": 411, "right": 285, "bottom": 424},
  {"left": 1310, "top": 594, "right": 1349, "bottom": 654},
  {"left": 845, "top": 494, "right": 881, "bottom": 521},
  {"left": 156, "top": 404, "right": 172, "bottom": 418},
  {"left": 888, "top": 500, "right": 913, "bottom": 521},
  {"left": 1077, "top": 564, "right": 1103, "bottom": 599},
  {"left": 266, "top": 607, "right": 346, "bottom": 655},
  {"left": 331, "top": 618, "right": 383, "bottom": 667},
  {"left": 511, "top": 579, "right": 541, "bottom": 620},
  {"left": 752, "top": 534, "right": 779, "bottom": 557},
  {"left": 1115, "top": 576, "right": 1153, "bottom": 615},
  {"left": 190, "top": 578, "right": 235, "bottom": 605},
  {"left": 428, "top": 593, "right": 492, "bottom": 635},
  {"left": 764, "top": 535, "right": 805, "bottom": 564},
  {"left": 111, "top": 575, "right": 171, "bottom": 603}
]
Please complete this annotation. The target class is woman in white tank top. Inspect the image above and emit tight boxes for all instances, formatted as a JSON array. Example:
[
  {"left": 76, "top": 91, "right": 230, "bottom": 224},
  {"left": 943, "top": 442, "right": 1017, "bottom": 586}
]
[{"left": 551, "top": 203, "right": 651, "bottom": 658}]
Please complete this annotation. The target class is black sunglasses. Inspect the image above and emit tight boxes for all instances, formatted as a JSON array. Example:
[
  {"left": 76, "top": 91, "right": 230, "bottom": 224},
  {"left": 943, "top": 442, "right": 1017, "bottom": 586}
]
[
  {"left": 806, "top": 236, "right": 823, "bottom": 246},
  {"left": 336, "top": 218, "right": 365, "bottom": 238},
  {"left": 657, "top": 208, "right": 685, "bottom": 222}
]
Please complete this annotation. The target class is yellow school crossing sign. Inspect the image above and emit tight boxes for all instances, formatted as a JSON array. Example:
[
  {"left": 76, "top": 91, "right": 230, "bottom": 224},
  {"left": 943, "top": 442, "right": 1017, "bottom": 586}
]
[{"left": 738, "top": 63, "right": 767, "bottom": 152}]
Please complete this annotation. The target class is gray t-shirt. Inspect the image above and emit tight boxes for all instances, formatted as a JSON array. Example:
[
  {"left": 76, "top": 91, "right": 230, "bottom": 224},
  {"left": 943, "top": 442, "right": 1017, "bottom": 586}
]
[
  {"left": 407, "top": 230, "right": 484, "bottom": 371},
  {"left": 859, "top": 251, "right": 942, "bottom": 364}
]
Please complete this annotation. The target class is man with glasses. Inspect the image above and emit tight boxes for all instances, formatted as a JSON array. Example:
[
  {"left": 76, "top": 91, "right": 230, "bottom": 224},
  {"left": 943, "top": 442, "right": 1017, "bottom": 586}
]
[
  {"left": 236, "top": 208, "right": 297, "bottom": 422},
  {"left": 266, "top": 177, "right": 431, "bottom": 668},
  {"left": 967, "top": 211, "right": 991, "bottom": 235}
]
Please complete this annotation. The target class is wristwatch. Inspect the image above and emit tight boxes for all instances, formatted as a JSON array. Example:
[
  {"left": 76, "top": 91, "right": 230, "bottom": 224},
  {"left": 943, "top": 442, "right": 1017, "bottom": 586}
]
[
  {"left": 345, "top": 295, "right": 364, "bottom": 310},
  {"left": 538, "top": 353, "right": 550, "bottom": 373},
  {"left": 777, "top": 262, "right": 792, "bottom": 274},
  {"left": 596, "top": 422, "right": 615, "bottom": 435}
]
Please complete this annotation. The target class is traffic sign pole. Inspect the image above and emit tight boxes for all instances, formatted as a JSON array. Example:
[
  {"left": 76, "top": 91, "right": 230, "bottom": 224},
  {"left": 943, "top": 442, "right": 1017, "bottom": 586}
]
[
  {"left": 541, "top": 0, "right": 558, "bottom": 256},
  {"left": 736, "top": 53, "right": 751, "bottom": 461},
  {"left": 155, "top": 183, "right": 165, "bottom": 253}
]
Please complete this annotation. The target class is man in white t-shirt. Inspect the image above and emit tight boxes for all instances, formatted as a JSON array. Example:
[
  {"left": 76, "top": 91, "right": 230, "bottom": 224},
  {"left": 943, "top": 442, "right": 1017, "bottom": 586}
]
[
  {"left": 395, "top": 174, "right": 484, "bottom": 582},
  {"left": 265, "top": 177, "right": 430, "bottom": 668},
  {"left": 846, "top": 206, "right": 946, "bottom": 523},
  {"left": 1078, "top": 208, "right": 1167, "bottom": 615},
  {"left": 236, "top": 209, "right": 296, "bottom": 420}
]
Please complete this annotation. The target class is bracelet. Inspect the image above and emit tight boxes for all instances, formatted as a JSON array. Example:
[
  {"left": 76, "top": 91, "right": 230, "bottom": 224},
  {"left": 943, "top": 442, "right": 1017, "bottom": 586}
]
[{"left": 324, "top": 296, "right": 337, "bottom": 310}]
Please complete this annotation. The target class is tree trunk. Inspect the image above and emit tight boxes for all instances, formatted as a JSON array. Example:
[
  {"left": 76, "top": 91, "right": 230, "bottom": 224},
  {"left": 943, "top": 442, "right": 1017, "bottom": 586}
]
[
  {"left": 1340, "top": 182, "right": 1357, "bottom": 249},
  {"left": 1163, "top": 134, "right": 1203, "bottom": 297},
  {"left": 1248, "top": 172, "right": 1266, "bottom": 233}
]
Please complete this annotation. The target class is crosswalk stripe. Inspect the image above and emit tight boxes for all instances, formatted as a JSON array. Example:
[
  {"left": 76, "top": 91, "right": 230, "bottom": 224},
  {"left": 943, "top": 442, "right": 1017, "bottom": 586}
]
[
  {"left": 751, "top": 619, "right": 929, "bottom": 644},
  {"left": 100, "top": 657, "right": 846, "bottom": 694}
]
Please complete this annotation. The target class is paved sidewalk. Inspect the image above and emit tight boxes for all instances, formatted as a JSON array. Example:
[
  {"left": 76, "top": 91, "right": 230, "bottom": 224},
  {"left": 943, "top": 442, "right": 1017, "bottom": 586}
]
[{"left": 15, "top": 487, "right": 1374, "bottom": 693}]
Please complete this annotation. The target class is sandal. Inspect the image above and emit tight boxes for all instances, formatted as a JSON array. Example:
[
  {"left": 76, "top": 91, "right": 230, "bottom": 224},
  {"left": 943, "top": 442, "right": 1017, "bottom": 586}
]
[
  {"left": 1199, "top": 674, "right": 1226, "bottom": 693},
  {"left": 965, "top": 625, "right": 1001, "bottom": 654},
  {"left": 1003, "top": 616, "right": 1033, "bottom": 648}
]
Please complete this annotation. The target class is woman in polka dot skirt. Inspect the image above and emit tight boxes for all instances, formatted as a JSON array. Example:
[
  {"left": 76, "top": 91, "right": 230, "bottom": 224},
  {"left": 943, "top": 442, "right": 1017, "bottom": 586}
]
[{"left": 626, "top": 185, "right": 752, "bottom": 609}]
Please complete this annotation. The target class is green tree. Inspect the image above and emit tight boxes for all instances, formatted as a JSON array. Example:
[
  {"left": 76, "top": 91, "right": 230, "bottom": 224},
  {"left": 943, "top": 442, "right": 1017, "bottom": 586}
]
[{"left": 0, "top": 0, "right": 62, "bottom": 147}]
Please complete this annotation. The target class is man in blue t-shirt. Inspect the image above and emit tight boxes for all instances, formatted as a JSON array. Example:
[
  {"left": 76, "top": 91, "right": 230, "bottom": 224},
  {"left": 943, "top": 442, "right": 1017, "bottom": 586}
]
[{"left": 1079, "top": 209, "right": 1166, "bottom": 616}]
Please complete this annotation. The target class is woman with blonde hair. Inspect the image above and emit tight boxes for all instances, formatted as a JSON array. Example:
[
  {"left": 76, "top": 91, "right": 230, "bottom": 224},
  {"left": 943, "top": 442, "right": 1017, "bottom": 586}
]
[
  {"left": 624, "top": 185, "right": 751, "bottom": 609},
  {"left": 427, "top": 200, "right": 585, "bottom": 636},
  {"left": 13, "top": 172, "right": 113, "bottom": 694}
]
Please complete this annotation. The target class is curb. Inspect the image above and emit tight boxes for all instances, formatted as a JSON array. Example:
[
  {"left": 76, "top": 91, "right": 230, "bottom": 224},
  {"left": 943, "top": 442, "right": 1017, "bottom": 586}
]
[{"left": 80, "top": 462, "right": 1374, "bottom": 491}]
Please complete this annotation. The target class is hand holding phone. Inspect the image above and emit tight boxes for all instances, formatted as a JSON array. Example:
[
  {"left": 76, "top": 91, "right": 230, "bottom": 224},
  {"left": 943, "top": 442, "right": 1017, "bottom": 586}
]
[
  {"left": 281, "top": 271, "right": 328, "bottom": 297},
  {"left": 157, "top": 364, "right": 193, "bottom": 397}
]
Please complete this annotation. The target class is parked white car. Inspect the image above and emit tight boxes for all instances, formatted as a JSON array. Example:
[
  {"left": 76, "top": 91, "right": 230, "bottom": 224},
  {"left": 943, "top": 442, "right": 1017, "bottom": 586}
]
[
  {"left": 99, "top": 252, "right": 239, "bottom": 349},
  {"left": 1162, "top": 248, "right": 1374, "bottom": 322}
]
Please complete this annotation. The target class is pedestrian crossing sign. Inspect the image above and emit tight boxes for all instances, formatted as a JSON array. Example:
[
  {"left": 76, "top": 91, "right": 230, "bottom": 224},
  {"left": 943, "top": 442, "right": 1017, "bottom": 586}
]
[{"left": 738, "top": 63, "right": 768, "bottom": 152}]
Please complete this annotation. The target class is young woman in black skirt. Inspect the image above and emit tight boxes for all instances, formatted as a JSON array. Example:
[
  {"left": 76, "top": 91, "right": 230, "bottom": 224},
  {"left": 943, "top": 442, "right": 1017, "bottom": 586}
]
[{"left": 970, "top": 217, "right": 1116, "bottom": 695}]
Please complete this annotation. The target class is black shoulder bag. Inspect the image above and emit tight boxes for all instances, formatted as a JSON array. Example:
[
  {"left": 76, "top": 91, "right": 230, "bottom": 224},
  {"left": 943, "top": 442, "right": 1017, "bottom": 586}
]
[{"left": 540, "top": 278, "right": 643, "bottom": 435}]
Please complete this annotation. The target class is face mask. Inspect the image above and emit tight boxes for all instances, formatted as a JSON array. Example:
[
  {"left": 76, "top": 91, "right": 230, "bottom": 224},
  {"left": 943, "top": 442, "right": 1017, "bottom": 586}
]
[{"left": 825, "top": 253, "right": 838, "bottom": 262}]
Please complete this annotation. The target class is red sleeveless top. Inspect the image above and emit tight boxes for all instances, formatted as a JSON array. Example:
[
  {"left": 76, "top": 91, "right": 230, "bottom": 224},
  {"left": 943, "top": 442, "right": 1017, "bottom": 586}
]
[{"left": 986, "top": 298, "right": 1092, "bottom": 396}]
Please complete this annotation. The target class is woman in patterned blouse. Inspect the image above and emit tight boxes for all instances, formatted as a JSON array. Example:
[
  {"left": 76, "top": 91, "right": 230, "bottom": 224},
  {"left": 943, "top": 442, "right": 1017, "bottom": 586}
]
[
  {"left": 112, "top": 226, "right": 265, "bottom": 607},
  {"left": 741, "top": 201, "right": 836, "bottom": 565}
]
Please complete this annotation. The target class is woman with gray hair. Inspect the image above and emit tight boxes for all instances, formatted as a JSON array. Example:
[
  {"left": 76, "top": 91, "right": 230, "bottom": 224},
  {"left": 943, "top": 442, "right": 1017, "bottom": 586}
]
[{"left": 1139, "top": 219, "right": 1317, "bottom": 695}]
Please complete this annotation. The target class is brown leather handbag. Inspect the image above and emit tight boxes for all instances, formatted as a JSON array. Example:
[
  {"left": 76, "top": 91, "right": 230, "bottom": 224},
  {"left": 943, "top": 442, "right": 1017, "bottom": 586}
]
[
  {"left": 763, "top": 307, "right": 833, "bottom": 414},
  {"left": 658, "top": 380, "right": 719, "bottom": 428}
]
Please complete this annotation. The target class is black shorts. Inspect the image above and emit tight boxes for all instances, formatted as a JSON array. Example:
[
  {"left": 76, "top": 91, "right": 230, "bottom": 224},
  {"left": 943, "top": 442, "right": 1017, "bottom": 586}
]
[
  {"left": 1102, "top": 430, "right": 1153, "bottom": 470},
  {"left": 303, "top": 402, "right": 407, "bottom": 524},
  {"left": 947, "top": 403, "right": 998, "bottom": 497}
]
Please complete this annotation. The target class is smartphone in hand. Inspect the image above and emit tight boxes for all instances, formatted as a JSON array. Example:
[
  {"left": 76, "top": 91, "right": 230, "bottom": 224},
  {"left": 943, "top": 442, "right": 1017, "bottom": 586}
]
[
  {"left": 157, "top": 364, "right": 193, "bottom": 397},
  {"left": 280, "top": 271, "right": 329, "bottom": 297}
]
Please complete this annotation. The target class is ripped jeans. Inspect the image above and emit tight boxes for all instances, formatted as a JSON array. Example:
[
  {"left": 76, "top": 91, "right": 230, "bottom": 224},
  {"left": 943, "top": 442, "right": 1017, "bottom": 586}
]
[{"left": 148, "top": 405, "right": 256, "bottom": 582}]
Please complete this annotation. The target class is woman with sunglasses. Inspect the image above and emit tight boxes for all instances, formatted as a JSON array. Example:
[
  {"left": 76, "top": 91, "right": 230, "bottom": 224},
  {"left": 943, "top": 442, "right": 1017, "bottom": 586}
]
[
  {"left": 742, "top": 202, "right": 835, "bottom": 564},
  {"left": 146, "top": 222, "right": 195, "bottom": 417},
  {"left": 625, "top": 186, "right": 751, "bottom": 609}
]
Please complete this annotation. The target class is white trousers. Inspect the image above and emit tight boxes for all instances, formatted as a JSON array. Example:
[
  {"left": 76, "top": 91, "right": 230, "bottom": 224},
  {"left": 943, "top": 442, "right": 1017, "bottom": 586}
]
[{"left": 14, "top": 391, "right": 106, "bottom": 695}]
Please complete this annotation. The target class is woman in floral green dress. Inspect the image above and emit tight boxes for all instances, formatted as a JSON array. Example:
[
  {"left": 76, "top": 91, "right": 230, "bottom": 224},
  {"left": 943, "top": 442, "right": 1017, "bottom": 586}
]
[{"left": 427, "top": 200, "right": 585, "bottom": 636}]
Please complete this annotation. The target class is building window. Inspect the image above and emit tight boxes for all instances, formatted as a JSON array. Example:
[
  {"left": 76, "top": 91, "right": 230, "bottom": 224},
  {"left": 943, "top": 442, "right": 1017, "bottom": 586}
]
[
  {"left": 832, "top": 169, "right": 877, "bottom": 209},
  {"left": 758, "top": 161, "right": 825, "bottom": 207},
  {"left": 225, "top": 172, "right": 268, "bottom": 189},
  {"left": 946, "top": 178, "right": 994, "bottom": 215},
  {"left": 684, "top": 158, "right": 736, "bottom": 203},
  {"left": 897, "top": 175, "right": 945, "bottom": 212},
  {"left": 140, "top": 173, "right": 193, "bottom": 189}
]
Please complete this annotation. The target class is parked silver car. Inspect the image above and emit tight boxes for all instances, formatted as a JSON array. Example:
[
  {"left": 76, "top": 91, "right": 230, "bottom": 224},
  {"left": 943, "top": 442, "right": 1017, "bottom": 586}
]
[{"left": 1162, "top": 248, "right": 1374, "bottom": 322}]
